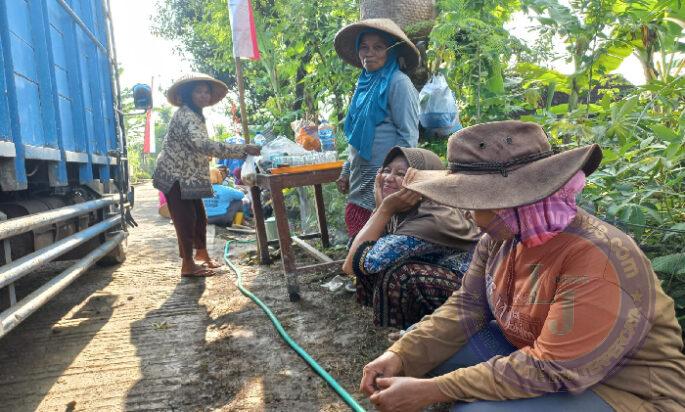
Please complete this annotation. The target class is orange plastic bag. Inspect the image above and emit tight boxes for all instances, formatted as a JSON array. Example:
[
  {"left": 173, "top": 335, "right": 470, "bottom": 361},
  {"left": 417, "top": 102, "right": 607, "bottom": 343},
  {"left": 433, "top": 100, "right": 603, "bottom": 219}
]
[{"left": 295, "top": 125, "right": 321, "bottom": 151}]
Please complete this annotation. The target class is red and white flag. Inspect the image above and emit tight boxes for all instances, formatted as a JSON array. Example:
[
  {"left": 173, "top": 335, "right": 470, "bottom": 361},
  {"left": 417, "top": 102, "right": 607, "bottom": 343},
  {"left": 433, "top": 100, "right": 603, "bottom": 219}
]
[
  {"left": 228, "top": 0, "right": 260, "bottom": 60},
  {"left": 143, "top": 108, "right": 156, "bottom": 154}
]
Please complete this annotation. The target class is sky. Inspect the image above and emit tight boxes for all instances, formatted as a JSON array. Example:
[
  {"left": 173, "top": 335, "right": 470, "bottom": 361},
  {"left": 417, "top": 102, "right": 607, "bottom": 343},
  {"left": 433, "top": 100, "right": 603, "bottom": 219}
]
[
  {"left": 110, "top": 1, "right": 646, "bottom": 135},
  {"left": 110, "top": 0, "right": 233, "bottom": 135},
  {"left": 111, "top": 1, "right": 190, "bottom": 105},
  {"left": 505, "top": 12, "right": 646, "bottom": 85}
]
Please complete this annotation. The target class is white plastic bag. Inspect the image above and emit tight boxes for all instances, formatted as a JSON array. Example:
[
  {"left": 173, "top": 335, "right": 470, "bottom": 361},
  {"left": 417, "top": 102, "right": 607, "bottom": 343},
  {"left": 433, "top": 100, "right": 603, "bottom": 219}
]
[
  {"left": 258, "top": 135, "right": 309, "bottom": 170},
  {"left": 241, "top": 155, "right": 258, "bottom": 186},
  {"left": 261, "top": 135, "right": 307, "bottom": 159},
  {"left": 419, "top": 74, "right": 461, "bottom": 137}
]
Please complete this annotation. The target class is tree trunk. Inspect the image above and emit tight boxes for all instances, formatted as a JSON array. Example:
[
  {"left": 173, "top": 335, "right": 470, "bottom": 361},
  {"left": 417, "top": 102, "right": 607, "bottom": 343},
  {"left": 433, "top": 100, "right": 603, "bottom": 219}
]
[{"left": 292, "top": 51, "right": 312, "bottom": 112}]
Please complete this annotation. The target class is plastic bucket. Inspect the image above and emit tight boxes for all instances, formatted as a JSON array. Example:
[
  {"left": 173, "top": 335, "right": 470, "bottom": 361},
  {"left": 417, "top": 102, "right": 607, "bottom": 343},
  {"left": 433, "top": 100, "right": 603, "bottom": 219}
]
[{"left": 265, "top": 217, "right": 278, "bottom": 241}]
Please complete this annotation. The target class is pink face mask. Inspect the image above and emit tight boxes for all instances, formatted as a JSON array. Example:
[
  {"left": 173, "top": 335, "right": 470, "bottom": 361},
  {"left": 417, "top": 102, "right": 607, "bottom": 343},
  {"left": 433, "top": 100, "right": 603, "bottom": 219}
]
[{"left": 493, "top": 171, "right": 586, "bottom": 248}]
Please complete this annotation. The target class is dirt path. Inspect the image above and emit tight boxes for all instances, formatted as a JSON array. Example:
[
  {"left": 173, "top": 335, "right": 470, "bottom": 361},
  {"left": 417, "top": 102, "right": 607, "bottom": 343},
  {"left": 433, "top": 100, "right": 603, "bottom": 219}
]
[{"left": 0, "top": 182, "right": 396, "bottom": 411}]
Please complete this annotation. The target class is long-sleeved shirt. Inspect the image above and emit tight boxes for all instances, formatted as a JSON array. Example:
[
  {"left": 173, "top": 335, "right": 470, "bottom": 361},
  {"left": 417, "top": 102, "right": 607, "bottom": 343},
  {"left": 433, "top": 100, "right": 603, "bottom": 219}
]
[
  {"left": 341, "top": 70, "right": 419, "bottom": 211},
  {"left": 389, "top": 211, "right": 685, "bottom": 411},
  {"left": 153, "top": 105, "right": 247, "bottom": 199}
]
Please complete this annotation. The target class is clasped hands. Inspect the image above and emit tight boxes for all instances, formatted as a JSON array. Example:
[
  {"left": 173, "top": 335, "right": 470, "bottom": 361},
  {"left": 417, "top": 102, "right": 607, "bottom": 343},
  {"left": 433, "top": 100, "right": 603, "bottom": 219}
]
[{"left": 360, "top": 352, "right": 443, "bottom": 412}]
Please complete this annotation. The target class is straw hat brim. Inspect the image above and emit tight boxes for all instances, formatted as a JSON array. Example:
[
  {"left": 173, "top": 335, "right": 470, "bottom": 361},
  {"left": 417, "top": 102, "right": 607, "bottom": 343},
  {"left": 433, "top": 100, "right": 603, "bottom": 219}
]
[
  {"left": 334, "top": 18, "right": 420, "bottom": 72},
  {"left": 166, "top": 73, "right": 228, "bottom": 107},
  {"left": 403, "top": 144, "right": 602, "bottom": 210}
]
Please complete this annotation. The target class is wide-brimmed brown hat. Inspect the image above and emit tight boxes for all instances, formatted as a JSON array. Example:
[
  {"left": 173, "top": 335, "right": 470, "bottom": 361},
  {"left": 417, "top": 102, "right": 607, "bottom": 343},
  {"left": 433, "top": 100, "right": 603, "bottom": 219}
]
[
  {"left": 403, "top": 121, "right": 602, "bottom": 210},
  {"left": 166, "top": 72, "right": 228, "bottom": 107},
  {"left": 334, "top": 18, "right": 420, "bottom": 72}
]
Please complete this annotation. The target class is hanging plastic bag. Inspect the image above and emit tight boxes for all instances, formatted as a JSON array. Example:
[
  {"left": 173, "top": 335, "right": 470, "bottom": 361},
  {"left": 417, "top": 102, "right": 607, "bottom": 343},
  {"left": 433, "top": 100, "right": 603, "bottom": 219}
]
[
  {"left": 241, "top": 155, "right": 258, "bottom": 186},
  {"left": 295, "top": 123, "right": 321, "bottom": 151},
  {"left": 419, "top": 73, "right": 461, "bottom": 137}
]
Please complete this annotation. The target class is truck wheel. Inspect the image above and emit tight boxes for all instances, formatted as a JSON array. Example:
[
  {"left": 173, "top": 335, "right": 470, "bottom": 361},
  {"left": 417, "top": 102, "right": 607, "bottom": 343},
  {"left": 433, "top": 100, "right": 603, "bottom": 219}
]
[{"left": 97, "top": 237, "right": 127, "bottom": 266}]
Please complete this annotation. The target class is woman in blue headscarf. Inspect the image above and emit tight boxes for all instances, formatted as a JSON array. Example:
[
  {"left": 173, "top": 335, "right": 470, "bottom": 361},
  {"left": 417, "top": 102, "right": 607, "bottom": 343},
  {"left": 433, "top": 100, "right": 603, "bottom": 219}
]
[{"left": 334, "top": 19, "right": 420, "bottom": 238}]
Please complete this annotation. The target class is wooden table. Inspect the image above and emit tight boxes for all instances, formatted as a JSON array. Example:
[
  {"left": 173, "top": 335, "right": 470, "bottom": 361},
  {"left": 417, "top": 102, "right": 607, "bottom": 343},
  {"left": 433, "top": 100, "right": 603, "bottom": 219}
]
[{"left": 250, "top": 166, "right": 343, "bottom": 302}]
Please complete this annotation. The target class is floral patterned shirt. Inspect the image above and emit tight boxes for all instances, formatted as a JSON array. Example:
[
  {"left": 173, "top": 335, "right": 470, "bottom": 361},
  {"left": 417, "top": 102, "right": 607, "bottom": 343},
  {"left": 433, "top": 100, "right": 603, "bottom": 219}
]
[
  {"left": 354, "top": 234, "right": 471, "bottom": 276},
  {"left": 153, "top": 105, "right": 247, "bottom": 199}
]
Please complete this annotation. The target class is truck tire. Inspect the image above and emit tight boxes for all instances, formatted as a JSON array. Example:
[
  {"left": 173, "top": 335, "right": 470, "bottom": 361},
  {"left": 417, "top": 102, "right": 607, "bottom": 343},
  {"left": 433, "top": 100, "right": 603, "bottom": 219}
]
[{"left": 97, "top": 237, "right": 127, "bottom": 266}]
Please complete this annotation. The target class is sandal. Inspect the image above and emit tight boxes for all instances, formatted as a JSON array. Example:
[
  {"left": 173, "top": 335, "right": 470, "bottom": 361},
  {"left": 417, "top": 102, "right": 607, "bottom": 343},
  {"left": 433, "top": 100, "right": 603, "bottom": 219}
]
[
  {"left": 200, "top": 259, "right": 223, "bottom": 269},
  {"left": 343, "top": 279, "right": 356, "bottom": 293},
  {"left": 181, "top": 267, "right": 217, "bottom": 277}
]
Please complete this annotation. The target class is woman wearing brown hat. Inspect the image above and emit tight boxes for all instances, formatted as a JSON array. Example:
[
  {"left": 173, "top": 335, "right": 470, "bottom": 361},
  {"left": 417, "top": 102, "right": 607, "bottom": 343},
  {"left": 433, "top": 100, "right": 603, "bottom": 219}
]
[
  {"left": 153, "top": 73, "right": 260, "bottom": 277},
  {"left": 359, "top": 121, "right": 685, "bottom": 411},
  {"left": 342, "top": 147, "right": 479, "bottom": 330},
  {"left": 334, "top": 19, "right": 420, "bottom": 239}
]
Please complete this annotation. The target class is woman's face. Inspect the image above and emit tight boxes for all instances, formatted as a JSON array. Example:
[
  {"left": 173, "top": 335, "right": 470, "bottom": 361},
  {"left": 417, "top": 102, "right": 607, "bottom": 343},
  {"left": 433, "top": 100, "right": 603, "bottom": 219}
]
[
  {"left": 191, "top": 82, "right": 212, "bottom": 108},
  {"left": 467, "top": 210, "right": 514, "bottom": 241},
  {"left": 380, "top": 155, "right": 409, "bottom": 199},
  {"left": 358, "top": 33, "right": 389, "bottom": 72}
]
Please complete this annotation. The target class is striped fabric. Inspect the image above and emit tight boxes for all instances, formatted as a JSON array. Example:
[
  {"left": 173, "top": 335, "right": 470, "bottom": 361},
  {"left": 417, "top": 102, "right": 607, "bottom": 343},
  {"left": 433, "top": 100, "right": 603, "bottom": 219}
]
[
  {"left": 345, "top": 203, "right": 373, "bottom": 237},
  {"left": 348, "top": 163, "right": 379, "bottom": 211}
]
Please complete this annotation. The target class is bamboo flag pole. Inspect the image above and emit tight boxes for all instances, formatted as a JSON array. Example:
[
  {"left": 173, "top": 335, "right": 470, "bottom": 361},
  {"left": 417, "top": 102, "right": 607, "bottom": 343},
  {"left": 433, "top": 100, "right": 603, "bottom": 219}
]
[
  {"left": 235, "top": 56, "right": 251, "bottom": 144},
  {"left": 228, "top": 0, "right": 260, "bottom": 144}
]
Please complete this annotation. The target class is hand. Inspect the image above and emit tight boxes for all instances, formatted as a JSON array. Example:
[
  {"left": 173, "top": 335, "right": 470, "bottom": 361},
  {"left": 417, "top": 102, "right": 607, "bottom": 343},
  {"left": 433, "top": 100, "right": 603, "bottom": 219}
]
[
  {"left": 379, "top": 189, "right": 421, "bottom": 215},
  {"left": 374, "top": 170, "right": 383, "bottom": 208},
  {"left": 360, "top": 351, "right": 403, "bottom": 397},
  {"left": 369, "top": 377, "right": 445, "bottom": 412},
  {"left": 244, "top": 144, "right": 261, "bottom": 156},
  {"left": 336, "top": 175, "right": 350, "bottom": 194}
]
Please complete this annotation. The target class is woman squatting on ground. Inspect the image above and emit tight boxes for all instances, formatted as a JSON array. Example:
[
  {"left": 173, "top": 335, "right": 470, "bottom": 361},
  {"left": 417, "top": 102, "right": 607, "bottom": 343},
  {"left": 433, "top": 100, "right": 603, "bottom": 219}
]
[{"left": 359, "top": 121, "right": 685, "bottom": 411}]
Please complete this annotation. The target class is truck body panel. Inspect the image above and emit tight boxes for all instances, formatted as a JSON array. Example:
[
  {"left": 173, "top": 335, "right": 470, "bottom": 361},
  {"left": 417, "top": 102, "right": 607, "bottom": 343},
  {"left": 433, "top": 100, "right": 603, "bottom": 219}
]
[
  {"left": 0, "top": 0, "right": 131, "bottom": 339},
  {"left": 0, "top": 0, "right": 122, "bottom": 191}
]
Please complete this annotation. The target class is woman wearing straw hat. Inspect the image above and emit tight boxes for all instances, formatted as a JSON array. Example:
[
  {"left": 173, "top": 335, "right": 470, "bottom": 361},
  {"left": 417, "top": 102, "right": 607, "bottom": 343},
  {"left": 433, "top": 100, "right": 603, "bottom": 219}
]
[
  {"left": 153, "top": 73, "right": 260, "bottom": 277},
  {"left": 343, "top": 147, "right": 479, "bottom": 330},
  {"left": 359, "top": 121, "right": 685, "bottom": 411},
  {"left": 334, "top": 18, "right": 420, "bottom": 239}
]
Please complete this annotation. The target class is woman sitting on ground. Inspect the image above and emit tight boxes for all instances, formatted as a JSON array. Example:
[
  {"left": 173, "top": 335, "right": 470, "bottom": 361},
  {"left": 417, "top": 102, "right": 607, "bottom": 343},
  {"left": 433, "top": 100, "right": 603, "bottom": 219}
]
[
  {"left": 359, "top": 121, "right": 685, "bottom": 412},
  {"left": 342, "top": 147, "right": 480, "bottom": 329}
]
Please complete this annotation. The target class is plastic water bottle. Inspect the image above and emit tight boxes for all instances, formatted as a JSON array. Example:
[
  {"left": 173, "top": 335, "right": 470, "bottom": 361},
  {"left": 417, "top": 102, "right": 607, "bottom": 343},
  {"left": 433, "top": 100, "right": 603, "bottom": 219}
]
[
  {"left": 318, "top": 120, "right": 336, "bottom": 152},
  {"left": 253, "top": 131, "right": 266, "bottom": 146}
]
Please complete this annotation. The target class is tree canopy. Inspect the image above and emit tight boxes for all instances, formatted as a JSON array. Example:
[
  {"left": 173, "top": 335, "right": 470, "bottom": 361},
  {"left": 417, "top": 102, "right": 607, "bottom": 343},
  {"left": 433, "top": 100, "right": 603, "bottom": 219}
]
[{"left": 151, "top": 0, "right": 685, "bottom": 331}]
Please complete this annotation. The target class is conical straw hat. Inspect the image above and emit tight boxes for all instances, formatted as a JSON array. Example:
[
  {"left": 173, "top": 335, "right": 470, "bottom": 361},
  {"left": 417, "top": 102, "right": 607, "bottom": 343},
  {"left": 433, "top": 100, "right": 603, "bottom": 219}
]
[
  {"left": 334, "top": 18, "right": 420, "bottom": 72},
  {"left": 166, "top": 72, "right": 228, "bottom": 107}
]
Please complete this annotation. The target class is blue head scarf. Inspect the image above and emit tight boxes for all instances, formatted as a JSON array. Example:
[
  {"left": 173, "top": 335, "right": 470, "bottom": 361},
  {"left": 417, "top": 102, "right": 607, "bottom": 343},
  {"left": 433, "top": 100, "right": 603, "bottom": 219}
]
[{"left": 344, "top": 30, "right": 400, "bottom": 161}]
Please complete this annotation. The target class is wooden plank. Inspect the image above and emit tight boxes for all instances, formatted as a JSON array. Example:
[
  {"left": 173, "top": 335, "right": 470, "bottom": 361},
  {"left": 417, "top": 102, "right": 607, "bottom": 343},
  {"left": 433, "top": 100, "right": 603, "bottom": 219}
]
[
  {"left": 257, "top": 167, "right": 341, "bottom": 188},
  {"left": 293, "top": 261, "right": 344, "bottom": 276},
  {"left": 292, "top": 236, "right": 333, "bottom": 263}
]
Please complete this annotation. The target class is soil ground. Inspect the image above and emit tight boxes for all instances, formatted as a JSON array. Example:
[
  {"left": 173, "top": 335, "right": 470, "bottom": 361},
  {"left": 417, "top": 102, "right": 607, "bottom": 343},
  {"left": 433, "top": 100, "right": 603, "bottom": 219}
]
[{"left": 0, "top": 182, "right": 448, "bottom": 411}]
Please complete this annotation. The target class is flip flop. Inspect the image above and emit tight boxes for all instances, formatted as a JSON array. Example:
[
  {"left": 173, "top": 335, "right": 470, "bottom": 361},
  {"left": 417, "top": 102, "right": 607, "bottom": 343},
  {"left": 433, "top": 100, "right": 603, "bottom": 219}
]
[
  {"left": 181, "top": 267, "right": 217, "bottom": 277},
  {"left": 200, "top": 259, "right": 223, "bottom": 269}
]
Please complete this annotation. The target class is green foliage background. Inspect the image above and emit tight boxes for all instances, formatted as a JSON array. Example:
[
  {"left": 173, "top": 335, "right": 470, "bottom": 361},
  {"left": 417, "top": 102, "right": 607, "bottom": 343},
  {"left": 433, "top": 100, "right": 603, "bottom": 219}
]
[{"left": 151, "top": 0, "right": 685, "bottom": 329}]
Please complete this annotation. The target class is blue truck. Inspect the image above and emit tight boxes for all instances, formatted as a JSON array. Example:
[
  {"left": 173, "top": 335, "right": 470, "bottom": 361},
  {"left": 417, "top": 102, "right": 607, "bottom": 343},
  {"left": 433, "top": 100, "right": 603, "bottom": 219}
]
[{"left": 0, "top": 0, "right": 135, "bottom": 338}]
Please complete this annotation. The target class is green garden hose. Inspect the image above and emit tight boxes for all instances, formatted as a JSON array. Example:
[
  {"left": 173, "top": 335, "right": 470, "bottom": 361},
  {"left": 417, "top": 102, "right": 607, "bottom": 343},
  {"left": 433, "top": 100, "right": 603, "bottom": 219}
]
[{"left": 223, "top": 240, "right": 366, "bottom": 412}]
